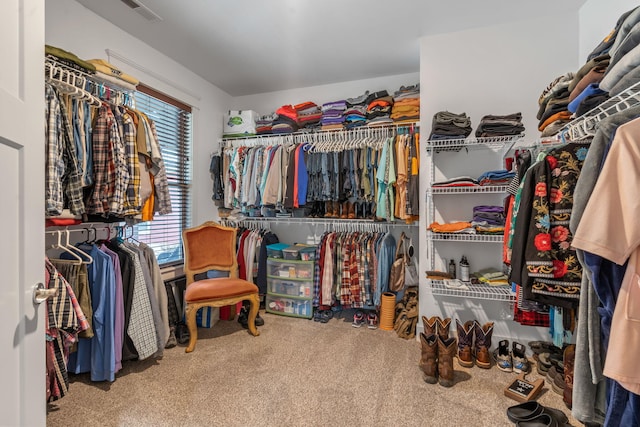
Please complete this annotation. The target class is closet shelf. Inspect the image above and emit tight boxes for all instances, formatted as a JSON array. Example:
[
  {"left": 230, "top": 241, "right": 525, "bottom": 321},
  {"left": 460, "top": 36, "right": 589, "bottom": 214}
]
[
  {"left": 425, "top": 279, "right": 515, "bottom": 302},
  {"left": 561, "top": 79, "right": 640, "bottom": 141},
  {"left": 428, "top": 232, "right": 503, "bottom": 243},
  {"left": 222, "top": 217, "right": 419, "bottom": 227},
  {"left": 429, "top": 185, "right": 508, "bottom": 194},
  {"left": 424, "top": 135, "right": 522, "bottom": 153}
]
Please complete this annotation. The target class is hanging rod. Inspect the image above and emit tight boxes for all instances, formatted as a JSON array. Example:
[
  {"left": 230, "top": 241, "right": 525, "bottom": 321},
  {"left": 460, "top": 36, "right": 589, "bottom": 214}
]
[{"left": 220, "top": 121, "right": 419, "bottom": 143}]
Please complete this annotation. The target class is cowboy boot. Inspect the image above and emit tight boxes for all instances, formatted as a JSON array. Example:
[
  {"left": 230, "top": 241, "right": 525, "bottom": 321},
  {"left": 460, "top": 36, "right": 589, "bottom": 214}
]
[
  {"left": 563, "top": 344, "right": 575, "bottom": 409},
  {"left": 419, "top": 333, "right": 438, "bottom": 384},
  {"left": 422, "top": 316, "right": 439, "bottom": 337},
  {"left": 332, "top": 201, "right": 340, "bottom": 218},
  {"left": 474, "top": 321, "right": 494, "bottom": 369},
  {"left": 437, "top": 317, "right": 451, "bottom": 340},
  {"left": 324, "top": 201, "right": 334, "bottom": 218},
  {"left": 456, "top": 319, "right": 475, "bottom": 368},
  {"left": 347, "top": 201, "right": 356, "bottom": 219},
  {"left": 340, "top": 202, "right": 348, "bottom": 219},
  {"left": 438, "top": 336, "right": 457, "bottom": 387}
]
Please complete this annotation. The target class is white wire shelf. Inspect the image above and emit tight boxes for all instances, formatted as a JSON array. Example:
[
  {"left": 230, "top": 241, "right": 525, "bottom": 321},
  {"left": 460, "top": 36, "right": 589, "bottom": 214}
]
[
  {"left": 426, "top": 279, "right": 515, "bottom": 302},
  {"left": 429, "top": 232, "right": 503, "bottom": 242},
  {"left": 430, "top": 185, "right": 508, "bottom": 194},
  {"left": 221, "top": 217, "right": 419, "bottom": 227},
  {"left": 424, "top": 135, "right": 523, "bottom": 152}
]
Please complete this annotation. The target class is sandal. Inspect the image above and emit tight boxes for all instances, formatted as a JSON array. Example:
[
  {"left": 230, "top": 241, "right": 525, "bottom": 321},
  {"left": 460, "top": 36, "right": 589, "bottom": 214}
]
[{"left": 313, "top": 310, "right": 324, "bottom": 322}]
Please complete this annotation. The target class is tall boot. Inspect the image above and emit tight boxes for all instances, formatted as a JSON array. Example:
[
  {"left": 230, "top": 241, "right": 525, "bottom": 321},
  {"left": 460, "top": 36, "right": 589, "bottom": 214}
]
[
  {"left": 340, "top": 202, "right": 348, "bottom": 219},
  {"left": 422, "top": 316, "right": 439, "bottom": 337},
  {"left": 473, "top": 321, "right": 494, "bottom": 369},
  {"left": 456, "top": 319, "right": 475, "bottom": 368},
  {"left": 324, "top": 201, "right": 334, "bottom": 218},
  {"left": 563, "top": 344, "right": 575, "bottom": 409},
  {"left": 419, "top": 333, "right": 438, "bottom": 384},
  {"left": 347, "top": 201, "right": 355, "bottom": 219},
  {"left": 438, "top": 336, "right": 457, "bottom": 387},
  {"left": 332, "top": 201, "right": 340, "bottom": 218},
  {"left": 437, "top": 317, "right": 451, "bottom": 340}
]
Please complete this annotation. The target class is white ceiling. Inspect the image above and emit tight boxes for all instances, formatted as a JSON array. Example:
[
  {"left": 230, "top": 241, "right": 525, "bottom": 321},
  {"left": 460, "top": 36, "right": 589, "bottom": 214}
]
[{"left": 75, "top": 0, "right": 586, "bottom": 96}]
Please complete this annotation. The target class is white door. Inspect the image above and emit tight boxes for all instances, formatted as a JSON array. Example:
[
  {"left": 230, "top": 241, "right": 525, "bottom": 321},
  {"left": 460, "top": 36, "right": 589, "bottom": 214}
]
[{"left": 0, "top": 0, "right": 46, "bottom": 425}]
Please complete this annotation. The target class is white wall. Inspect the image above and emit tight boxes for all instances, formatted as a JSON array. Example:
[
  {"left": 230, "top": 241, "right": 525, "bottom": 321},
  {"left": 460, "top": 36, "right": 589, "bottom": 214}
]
[
  {"left": 419, "top": 13, "right": 580, "bottom": 344},
  {"left": 232, "top": 72, "right": 420, "bottom": 117},
  {"left": 46, "top": 0, "right": 232, "bottom": 227},
  {"left": 579, "top": 0, "right": 639, "bottom": 63}
]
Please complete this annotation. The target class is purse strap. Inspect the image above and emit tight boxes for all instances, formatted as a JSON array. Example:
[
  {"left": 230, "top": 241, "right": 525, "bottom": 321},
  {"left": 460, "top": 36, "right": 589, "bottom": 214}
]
[{"left": 395, "top": 232, "right": 408, "bottom": 260}]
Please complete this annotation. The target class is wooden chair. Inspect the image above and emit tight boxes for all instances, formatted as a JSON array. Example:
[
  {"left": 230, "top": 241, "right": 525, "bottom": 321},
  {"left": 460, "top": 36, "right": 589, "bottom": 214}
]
[{"left": 182, "top": 221, "right": 260, "bottom": 353}]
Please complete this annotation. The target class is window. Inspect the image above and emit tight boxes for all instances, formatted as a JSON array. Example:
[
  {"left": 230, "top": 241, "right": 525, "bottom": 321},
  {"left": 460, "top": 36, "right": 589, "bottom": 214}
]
[{"left": 133, "top": 84, "right": 192, "bottom": 266}]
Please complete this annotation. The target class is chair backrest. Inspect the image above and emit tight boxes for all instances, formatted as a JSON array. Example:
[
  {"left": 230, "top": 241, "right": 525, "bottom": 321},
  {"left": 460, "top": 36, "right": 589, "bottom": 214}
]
[{"left": 182, "top": 221, "right": 238, "bottom": 286}]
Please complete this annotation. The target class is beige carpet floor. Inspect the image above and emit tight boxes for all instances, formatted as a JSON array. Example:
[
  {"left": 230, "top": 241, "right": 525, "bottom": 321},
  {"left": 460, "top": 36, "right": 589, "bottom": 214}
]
[{"left": 46, "top": 311, "right": 578, "bottom": 427}]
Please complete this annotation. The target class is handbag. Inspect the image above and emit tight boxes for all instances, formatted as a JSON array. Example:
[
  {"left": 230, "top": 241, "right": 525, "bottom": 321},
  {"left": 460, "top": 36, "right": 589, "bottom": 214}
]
[
  {"left": 389, "top": 233, "right": 408, "bottom": 292},
  {"left": 403, "top": 237, "right": 419, "bottom": 287}
]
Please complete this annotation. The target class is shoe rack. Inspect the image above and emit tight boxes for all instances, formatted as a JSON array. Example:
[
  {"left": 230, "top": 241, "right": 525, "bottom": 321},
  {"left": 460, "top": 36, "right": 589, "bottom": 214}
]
[{"left": 425, "top": 135, "right": 521, "bottom": 303}]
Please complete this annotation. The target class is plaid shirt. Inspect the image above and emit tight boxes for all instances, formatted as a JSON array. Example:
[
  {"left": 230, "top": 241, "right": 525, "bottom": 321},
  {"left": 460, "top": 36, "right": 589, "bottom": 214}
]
[
  {"left": 148, "top": 120, "right": 172, "bottom": 215},
  {"left": 86, "top": 105, "right": 116, "bottom": 214},
  {"left": 117, "top": 108, "right": 140, "bottom": 216},
  {"left": 45, "top": 85, "right": 65, "bottom": 216},
  {"left": 45, "top": 85, "right": 85, "bottom": 215}
]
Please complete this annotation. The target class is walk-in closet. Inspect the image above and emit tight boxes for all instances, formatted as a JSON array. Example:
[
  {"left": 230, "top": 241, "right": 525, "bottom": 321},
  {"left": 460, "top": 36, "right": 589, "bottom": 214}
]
[{"left": 2, "top": 0, "right": 639, "bottom": 426}]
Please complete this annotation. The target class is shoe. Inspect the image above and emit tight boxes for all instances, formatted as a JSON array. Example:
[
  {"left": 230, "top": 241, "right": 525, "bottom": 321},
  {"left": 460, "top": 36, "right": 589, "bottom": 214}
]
[
  {"left": 552, "top": 371, "right": 566, "bottom": 395},
  {"left": 455, "top": 319, "right": 475, "bottom": 368},
  {"left": 512, "top": 341, "right": 530, "bottom": 374},
  {"left": 175, "top": 323, "right": 190, "bottom": 345},
  {"left": 367, "top": 312, "right": 378, "bottom": 329},
  {"left": 340, "top": 202, "right": 348, "bottom": 219},
  {"left": 437, "top": 317, "right": 451, "bottom": 339},
  {"left": 347, "top": 201, "right": 355, "bottom": 219},
  {"left": 563, "top": 344, "right": 575, "bottom": 409},
  {"left": 537, "top": 352, "right": 552, "bottom": 375},
  {"left": 324, "top": 201, "right": 334, "bottom": 218},
  {"left": 473, "top": 321, "right": 494, "bottom": 369},
  {"left": 237, "top": 307, "right": 249, "bottom": 329},
  {"left": 165, "top": 326, "right": 177, "bottom": 349},
  {"left": 255, "top": 311, "right": 265, "bottom": 327},
  {"left": 313, "top": 310, "right": 324, "bottom": 322},
  {"left": 494, "top": 339, "right": 512, "bottom": 372},
  {"left": 507, "top": 401, "right": 569, "bottom": 426},
  {"left": 352, "top": 310, "right": 365, "bottom": 328},
  {"left": 320, "top": 310, "right": 334, "bottom": 323},
  {"left": 437, "top": 336, "right": 457, "bottom": 387},
  {"left": 419, "top": 333, "right": 438, "bottom": 384}
]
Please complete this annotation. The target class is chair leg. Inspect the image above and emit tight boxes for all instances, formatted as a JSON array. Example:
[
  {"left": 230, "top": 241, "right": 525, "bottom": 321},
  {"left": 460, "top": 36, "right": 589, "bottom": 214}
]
[
  {"left": 246, "top": 294, "right": 261, "bottom": 337},
  {"left": 185, "top": 304, "right": 199, "bottom": 353}
]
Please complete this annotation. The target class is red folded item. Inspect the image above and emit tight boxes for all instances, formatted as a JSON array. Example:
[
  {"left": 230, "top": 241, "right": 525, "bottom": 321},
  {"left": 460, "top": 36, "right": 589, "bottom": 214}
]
[
  {"left": 276, "top": 105, "right": 298, "bottom": 120},
  {"left": 294, "top": 101, "right": 317, "bottom": 112},
  {"left": 46, "top": 218, "right": 83, "bottom": 227}
]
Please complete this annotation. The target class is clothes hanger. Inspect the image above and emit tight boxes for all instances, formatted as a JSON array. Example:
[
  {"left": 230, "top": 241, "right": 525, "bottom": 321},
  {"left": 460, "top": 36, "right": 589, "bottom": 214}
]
[
  {"left": 46, "top": 230, "right": 83, "bottom": 262},
  {"left": 64, "top": 229, "right": 93, "bottom": 264}
]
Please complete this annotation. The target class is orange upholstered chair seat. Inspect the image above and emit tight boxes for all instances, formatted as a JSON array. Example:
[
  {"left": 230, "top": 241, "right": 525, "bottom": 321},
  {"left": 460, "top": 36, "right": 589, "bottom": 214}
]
[{"left": 185, "top": 278, "right": 259, "bottom": 302}]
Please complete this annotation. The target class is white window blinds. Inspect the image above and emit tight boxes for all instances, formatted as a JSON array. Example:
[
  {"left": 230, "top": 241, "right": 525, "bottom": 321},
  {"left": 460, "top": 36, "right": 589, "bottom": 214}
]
[{"left": 134, "top": 85, "right": 192, "bottom": 266}]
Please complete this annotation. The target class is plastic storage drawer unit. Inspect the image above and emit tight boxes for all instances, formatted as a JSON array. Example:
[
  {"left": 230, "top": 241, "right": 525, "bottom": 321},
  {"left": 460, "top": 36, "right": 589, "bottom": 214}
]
[
  {"left": 266, "top": 294, "right": 312, "bottom": 318},
  {"left": 266, "top": 258, "right": 314, "bottom": 279},
  {"left": 268, "top": 277, "right": 312, "bottom": 297}
]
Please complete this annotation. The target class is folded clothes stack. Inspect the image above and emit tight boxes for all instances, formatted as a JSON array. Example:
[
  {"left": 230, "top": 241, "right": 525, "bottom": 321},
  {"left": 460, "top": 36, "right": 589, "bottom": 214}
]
[
  {"left": 537, "top": 73, "right": 574, "bottom": 137},
  {"left": 473, "top": 268, "right": 509, "bottom": 286},
  {"left": 391, "top": 84, "right": 420, "bottom": 123},
  {"left": 567, "top": 54, "right": 610, "bottom": 117},
  {"left": 46, "top": 45, "right": 96, "bottom": 74},
  {"left": 295, "top": 101, "right": 322, "bottom": 129},
  {"left": 344, "top": 91, "right": 369, "bottom": 129},
  {"left": 321, "top": 100, "right": 347, "bottom": 130},
  {"left": 428, "top": 221, "right": 475, "bottom": 234},
  {"left": 428, "top": 111, "right": 473, "bottom": 140},
  {"left": 366, "top": 90, "right": 394, "bottom": 126},
  {"left": 477, "top": 169, "right": 516, "bottom": 186},
  {"left": 256, "top": 113, "right": 277, "bottom": 134},
  {"left": 432, "top": 176, "right": 479, "bottom": 187},
  {"left": 272, "top": 105, "right": 299, "bottom": 134},
  {"left": 475, "top": 112, "right": 525, "bottom": 137},
  {"left": 472, "top": 205, "right": 505, "bottom": 234}
]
